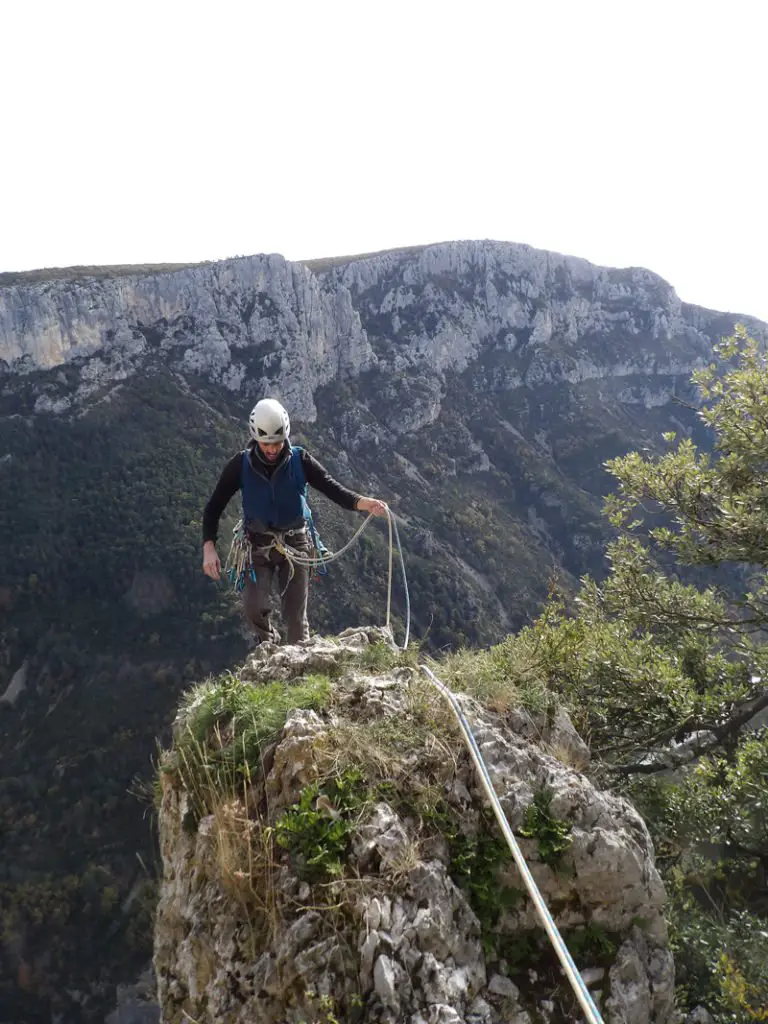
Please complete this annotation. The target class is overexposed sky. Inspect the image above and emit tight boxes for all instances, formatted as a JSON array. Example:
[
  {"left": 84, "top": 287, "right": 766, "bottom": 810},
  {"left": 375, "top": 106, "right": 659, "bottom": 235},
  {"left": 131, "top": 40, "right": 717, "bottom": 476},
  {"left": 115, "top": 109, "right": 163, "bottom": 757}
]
[{"left": 3, "top": 0, "right": 767, "bottom": 320}]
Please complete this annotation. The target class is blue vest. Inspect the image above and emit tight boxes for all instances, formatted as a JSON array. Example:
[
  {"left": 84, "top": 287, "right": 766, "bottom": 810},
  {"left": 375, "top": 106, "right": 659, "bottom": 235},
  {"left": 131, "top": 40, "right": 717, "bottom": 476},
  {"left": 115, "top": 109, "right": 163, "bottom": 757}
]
[{"left": 241, "top": 445, "right": 309, "bottom": 531}]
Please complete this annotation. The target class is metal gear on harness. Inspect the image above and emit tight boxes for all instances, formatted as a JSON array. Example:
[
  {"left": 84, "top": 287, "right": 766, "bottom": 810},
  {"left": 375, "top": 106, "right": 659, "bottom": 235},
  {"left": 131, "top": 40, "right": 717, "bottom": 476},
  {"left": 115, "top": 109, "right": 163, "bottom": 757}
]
[
  {"left": 225, "top": 523, "right": 316, "bottom": 598},
  {"left": 224, "top": 520, "right": 256, "bottom": 592}
]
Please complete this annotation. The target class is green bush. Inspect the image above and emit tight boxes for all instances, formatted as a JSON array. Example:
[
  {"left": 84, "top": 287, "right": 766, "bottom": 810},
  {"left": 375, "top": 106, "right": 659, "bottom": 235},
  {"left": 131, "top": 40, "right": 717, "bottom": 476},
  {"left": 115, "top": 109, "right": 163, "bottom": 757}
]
[
  {"left": 671, "top": 905, "right": 768, "bottom": 1021},
  {"left": 275, "top": 770, "right": 366, "bottom": 880}
]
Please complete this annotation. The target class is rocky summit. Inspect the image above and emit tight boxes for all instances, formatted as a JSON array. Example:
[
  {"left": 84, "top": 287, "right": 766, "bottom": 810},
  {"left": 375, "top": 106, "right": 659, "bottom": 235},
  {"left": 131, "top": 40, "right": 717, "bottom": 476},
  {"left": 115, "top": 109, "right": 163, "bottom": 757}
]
[{"left": 154, "top": 627, "right": 674, "bottom": 1024}]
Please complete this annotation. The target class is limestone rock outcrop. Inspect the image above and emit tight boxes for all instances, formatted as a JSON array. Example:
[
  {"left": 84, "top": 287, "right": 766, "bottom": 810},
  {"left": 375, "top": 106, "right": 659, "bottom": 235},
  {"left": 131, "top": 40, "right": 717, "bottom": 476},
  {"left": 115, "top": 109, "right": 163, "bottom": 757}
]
[
  {"left": 154, "top": 627, "right": 674, "bottom": 1023},
  {"left": 0, "top": 255, "right": 374, "bottom": 419},
  {"left": 3, "top": 242, "right": 765, "bottom": 425}
]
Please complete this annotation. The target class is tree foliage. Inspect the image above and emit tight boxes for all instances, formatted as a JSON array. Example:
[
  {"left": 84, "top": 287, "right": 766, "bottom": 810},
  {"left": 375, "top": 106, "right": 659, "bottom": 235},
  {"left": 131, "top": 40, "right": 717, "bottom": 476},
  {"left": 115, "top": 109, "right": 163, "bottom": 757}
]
[{"left": 511, "top": 327, "right": 768, "bottom": 1019}]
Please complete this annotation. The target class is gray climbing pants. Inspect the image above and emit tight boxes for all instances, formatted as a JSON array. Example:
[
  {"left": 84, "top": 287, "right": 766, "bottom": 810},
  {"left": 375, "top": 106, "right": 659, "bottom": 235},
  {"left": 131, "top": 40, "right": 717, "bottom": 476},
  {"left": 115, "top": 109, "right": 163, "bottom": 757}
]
[{"left": 242, "top": 530, "right": 311, "bottom": 644}]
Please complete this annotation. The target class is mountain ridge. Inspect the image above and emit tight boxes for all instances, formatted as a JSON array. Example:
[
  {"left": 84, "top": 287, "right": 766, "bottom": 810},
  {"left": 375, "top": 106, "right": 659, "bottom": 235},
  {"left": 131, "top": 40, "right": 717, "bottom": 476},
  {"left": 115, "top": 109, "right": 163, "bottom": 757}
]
[
  {"left": 3, "top": 239, "right": 765, "bottom": 377},
  {"left": 3, "top": 237, "right": 762, "bottom": 326}
]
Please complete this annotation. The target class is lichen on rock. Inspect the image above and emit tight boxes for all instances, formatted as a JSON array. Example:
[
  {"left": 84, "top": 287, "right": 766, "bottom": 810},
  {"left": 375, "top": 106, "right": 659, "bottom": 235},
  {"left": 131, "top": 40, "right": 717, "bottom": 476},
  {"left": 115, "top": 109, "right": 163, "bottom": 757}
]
[{"left": 154, "top": 626, "right": 675, "bottom": 1023}]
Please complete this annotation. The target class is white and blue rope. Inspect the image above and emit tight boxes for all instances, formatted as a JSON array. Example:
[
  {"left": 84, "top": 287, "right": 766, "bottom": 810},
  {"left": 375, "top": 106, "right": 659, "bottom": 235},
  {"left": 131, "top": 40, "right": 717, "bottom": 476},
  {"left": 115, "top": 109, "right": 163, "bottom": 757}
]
[{"left": 230, "top": 503, "right": 605, "bottom": 1020}]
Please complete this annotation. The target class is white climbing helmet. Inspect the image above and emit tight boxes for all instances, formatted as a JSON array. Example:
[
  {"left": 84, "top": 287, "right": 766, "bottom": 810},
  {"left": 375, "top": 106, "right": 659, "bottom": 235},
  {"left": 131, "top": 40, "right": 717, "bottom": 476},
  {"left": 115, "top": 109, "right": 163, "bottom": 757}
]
[{"left": 248, "top": 398, "right": 290, "bottom": 444}]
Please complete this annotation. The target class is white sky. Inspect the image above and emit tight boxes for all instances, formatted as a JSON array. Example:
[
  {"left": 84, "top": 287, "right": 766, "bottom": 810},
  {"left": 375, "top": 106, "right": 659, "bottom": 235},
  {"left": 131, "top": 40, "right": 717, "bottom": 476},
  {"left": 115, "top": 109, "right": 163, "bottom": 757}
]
[{"left": 2, "top": 1, "right": 767, "bottom": 320}]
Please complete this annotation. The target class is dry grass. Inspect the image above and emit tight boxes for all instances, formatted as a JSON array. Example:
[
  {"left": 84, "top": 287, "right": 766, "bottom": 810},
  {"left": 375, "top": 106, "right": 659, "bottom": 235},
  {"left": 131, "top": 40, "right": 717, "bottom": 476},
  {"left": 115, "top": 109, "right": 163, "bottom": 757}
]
[
  {"left": 167, "top": 724, "right": 284, "bottom": 955},
  {"left": 541, "top": 738, "right": 585, "bottom": 770},
  {"left": 433, "top": 640, "right": 551, "bottom": 715},
  {"left": 314, "top": 673, "right": 461, "bottom": 808},
  {"left": 209, "top": 797, "right": 281, "bottom": 949},
  {"left": 385, "top": 837, "right": 424, "bottom": 885}
]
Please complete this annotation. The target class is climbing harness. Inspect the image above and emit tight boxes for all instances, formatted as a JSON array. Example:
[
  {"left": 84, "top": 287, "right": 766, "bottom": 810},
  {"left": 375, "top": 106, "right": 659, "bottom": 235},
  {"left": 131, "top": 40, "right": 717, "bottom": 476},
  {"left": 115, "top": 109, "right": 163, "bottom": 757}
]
[
  {"left": 224, "top": 508, "right": 386, "bottom": 597},
  {"left": 224, "top": 502, "right": 605, "bottom": 1020},
  {"left": 225, "top": 525, "right": 319, "bottom": 596}
]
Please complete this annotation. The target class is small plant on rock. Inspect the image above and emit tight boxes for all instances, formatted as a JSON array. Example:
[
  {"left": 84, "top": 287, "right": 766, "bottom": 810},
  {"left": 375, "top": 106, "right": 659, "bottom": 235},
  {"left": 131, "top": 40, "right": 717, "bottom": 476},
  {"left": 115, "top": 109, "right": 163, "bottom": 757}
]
[
  {"left": 519, "top": 789, "right": 572, "bottom": 868},
  {"left": 275, "top": 770, "right": 367, "bottom": 881}
]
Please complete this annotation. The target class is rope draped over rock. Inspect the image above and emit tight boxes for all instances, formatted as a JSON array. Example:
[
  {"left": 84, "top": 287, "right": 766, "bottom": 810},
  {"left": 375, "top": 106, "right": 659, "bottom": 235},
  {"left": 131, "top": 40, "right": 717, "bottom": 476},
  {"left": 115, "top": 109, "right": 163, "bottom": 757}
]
[
  {"left": 421, "top": 664, "right": 606, "bottom": 1024},
  {"left": 222, "top": 505, "right": 606, "bottom": 1019}
]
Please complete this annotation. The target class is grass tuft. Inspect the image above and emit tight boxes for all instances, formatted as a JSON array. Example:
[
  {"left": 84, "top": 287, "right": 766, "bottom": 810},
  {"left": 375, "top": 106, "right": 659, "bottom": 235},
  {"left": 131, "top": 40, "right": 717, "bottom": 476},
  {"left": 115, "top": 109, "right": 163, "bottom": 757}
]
[
  {"left": 167, "top": 671, "right": 332, "bottom": 817},
  {"left": 434, "top": 637, "right": 552, "bottom": 715}
]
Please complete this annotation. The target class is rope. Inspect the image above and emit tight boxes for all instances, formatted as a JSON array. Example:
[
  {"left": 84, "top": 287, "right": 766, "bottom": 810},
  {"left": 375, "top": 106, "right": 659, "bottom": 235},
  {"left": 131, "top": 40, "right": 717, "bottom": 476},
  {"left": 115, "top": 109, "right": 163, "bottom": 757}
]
[
  {"left": 226, "top": 503, "right": 602, "bottom": 1017},
  {"left": 233, "top": 505, "right": 411, "bottom": 647},
  {"left": 267, "top": 512, "right": 378, "bottom": 568},
  {"left": 386, "top": 507, "right": 394, "bottom": 631},
  {"left": 420, "top": 664, "right": 606, "bottom": 1024},
  {"left": 390, "top": 512, "right": 410, "bottom": 650}
]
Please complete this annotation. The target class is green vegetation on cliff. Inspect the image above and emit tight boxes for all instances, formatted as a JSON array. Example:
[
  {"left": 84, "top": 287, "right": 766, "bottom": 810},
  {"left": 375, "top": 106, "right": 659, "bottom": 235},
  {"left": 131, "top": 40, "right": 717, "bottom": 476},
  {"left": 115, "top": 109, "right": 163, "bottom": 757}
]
[{"left": 502, "top": 329, "right": 768, "bottom": 1020}]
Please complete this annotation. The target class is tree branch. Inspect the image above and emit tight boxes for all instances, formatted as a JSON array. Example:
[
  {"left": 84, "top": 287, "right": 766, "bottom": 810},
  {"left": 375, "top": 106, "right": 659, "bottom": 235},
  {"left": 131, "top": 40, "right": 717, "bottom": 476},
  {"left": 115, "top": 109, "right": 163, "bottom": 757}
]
[{"left": 611, "top": 689, "right": 768, "bottom": 777}]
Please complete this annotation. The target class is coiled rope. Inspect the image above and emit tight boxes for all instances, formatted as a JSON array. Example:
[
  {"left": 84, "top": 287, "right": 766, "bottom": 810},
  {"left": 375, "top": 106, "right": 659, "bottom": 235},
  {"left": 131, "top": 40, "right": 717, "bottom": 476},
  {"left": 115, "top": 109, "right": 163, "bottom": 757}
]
[
  {"left": 238, "top": 506, "right": 411, "bottom": 648},
  {"left": 238, "top": 505, "right": 604, "bottom": 1020}
]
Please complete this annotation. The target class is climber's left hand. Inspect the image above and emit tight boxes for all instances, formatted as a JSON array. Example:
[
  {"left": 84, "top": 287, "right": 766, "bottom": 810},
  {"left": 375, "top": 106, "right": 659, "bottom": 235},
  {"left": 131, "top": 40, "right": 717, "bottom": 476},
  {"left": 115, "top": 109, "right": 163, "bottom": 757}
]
[{"left": 356, "top": 496, "right": 389, "bottom": 517}]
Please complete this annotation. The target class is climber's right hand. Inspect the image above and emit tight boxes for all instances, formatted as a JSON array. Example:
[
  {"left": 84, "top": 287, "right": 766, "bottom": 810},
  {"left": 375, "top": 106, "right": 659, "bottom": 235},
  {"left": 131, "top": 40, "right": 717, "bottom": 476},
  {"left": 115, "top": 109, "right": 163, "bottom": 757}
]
[{"left": 202, "top": 541, "right": 221, "bottom": 580}]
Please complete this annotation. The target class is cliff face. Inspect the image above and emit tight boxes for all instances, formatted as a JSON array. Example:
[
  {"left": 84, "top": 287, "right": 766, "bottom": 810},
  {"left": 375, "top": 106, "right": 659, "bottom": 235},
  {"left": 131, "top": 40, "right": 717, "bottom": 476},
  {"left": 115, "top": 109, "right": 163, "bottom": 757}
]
[
  {"left": 3, "top": 241, "right": 763, "bottom": 419},
  {"left": 154, "top": 627, "right": 674, "bottom": 1024},
  {"left": 0, "top": 255, "right": 373, "bottom": 418}
]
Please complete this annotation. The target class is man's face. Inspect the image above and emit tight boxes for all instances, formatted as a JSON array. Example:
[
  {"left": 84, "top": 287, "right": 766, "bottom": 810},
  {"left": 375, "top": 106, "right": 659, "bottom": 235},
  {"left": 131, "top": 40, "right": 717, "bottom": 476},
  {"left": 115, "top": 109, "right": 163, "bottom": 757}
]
[{"left": 258, "top": 441, "right": 283, "bottom": 462}]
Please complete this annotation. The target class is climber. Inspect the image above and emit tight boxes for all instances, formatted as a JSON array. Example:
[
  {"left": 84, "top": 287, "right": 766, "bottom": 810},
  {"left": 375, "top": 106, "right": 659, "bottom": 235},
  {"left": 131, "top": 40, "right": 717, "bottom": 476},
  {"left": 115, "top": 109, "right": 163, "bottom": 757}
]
[{"left": 201, "top": 397, "right": 388, "bottom": 644}]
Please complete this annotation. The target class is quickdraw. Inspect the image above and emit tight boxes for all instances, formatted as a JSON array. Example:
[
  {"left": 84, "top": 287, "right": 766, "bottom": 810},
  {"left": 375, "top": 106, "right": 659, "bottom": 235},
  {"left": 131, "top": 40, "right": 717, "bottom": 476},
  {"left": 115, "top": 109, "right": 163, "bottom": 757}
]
[
  {"left": 224, "top": 519, "right": 256, "bottom": 592},
  {"left": 224, "top": 522, "right": 329, "bottom": 595}
]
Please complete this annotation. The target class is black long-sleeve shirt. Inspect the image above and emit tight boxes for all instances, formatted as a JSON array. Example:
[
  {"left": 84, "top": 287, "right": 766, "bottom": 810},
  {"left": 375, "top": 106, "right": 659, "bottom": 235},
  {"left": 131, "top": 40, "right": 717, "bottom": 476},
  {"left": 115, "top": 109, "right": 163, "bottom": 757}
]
[{"left": 202, "top": 444, "right": 360, "bottom": 544}]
